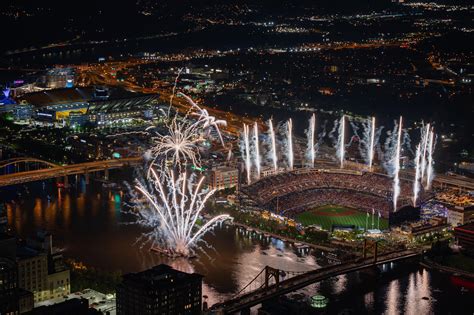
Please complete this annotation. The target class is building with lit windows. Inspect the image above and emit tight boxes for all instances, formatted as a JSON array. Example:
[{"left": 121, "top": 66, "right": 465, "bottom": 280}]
[
  {"left": 116, "top": 264, "right": 203, "bottom": 315},
  {"left": 208, "top": 166, "right": 239, "bottom": 191},
  {"left": 17, "top": 232, "right": 70, "bottom": 304}
]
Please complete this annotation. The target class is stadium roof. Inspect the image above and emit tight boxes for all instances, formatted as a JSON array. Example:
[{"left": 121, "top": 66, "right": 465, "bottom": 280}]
[
  {"left": 19, "top": 86, "right": 155, "bottom": 108},
  {"left": 19, "top": 87, "right": 94, "bottom": 107},
  {"left": 87, "top": 94, "right": 160, "bottom": 113}
]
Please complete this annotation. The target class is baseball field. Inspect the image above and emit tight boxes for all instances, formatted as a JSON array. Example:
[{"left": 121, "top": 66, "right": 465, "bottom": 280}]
[{"left": 296, "top": 205, "right": 388, "bottom": 231}]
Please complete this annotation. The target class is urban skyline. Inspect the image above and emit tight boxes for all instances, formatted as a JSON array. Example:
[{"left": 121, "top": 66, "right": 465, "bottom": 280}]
[{"left": 0, "top": 1, "right": 473, "bottom": 314}]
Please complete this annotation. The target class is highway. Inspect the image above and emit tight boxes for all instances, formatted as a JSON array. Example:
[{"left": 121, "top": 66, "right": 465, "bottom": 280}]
[{"left": 75, "top": 61, "right": 258, "bottom": 137}]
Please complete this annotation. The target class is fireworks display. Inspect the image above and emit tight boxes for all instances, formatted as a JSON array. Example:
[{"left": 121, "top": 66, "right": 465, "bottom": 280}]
[
  {"left": 131, "top": 92, "right": 232, "bottom": 257},
  {"left": 238, "top": 113, "right": 436, "bottom": 212},
  {"left": 134, "top": 168, "right": 231, "bottom": 257}
]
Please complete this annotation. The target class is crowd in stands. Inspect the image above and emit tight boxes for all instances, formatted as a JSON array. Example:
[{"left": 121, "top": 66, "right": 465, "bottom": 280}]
[
  {"left": 242, "top": 169, "right": 414, "bottom": 211},
  {"left": 435, "top": 189, "right": 474, "bottom": 208}
]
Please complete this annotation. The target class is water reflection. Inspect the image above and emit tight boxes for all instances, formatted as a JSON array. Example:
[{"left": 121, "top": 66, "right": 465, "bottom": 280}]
[{"left": 4, "top": 180, "right": 474, "bottom": 313}]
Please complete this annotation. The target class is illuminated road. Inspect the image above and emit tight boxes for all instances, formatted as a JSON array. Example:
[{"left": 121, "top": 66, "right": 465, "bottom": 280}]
[
  {"left": 0, "top": 157, "right": 142, "bottom": 187},
  {"left": 76, "top": 61, "right": 257, "bottom": 136}
]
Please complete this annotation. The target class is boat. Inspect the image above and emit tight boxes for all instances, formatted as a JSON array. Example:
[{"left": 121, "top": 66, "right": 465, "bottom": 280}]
[{"left": 150, "top": 246, "right": 197, "bottom": 259}]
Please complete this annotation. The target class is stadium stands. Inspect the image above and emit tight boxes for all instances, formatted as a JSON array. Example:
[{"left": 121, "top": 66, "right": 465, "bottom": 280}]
[{"left": 242, "top": 168, "right": 420, "bottom": 218}]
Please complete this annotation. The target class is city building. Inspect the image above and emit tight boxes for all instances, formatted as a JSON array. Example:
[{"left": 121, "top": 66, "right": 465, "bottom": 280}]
[
  {"left": 0, "top": 257, "right": 19, "bottom": 315},
  {"left": 208, "top": 166, "right": 239, "bottom": 190},
  {"left": 19, "top": 289, "right": 34, "bottom": 314},
  {"left": 447, "top": 206, "right": 474, "bottom": 227},
  {"left": 39, "top": 68, "right": 75, "bottom": 89},
  {"left": 28, "top": 298, "right": 96, "bottom": 315},
  {"left": 17, "top": 232, "right": 70, "bottom": 304},
  {"left": 35, "top": 288, "right": 115, "bottom": 314},
  {"left": 0, "top": 204, "right": 9, "bottom": 233},
  {"left": 454, "top": 223, "right": 474, "bottom": 251},
  {"left": 12, "top": 104, "right": 34, "bottom": 122},
  {"left": 67, "top": 111, "right": 88, "bottom": 128},
  {"left": 116, "top": 264, "right": 203, "bottom": 315}
]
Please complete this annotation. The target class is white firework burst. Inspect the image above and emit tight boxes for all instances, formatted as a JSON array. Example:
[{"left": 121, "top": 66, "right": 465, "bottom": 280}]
[
  {"left": 150, "top": 118, "right": 202, "bottom": 168},
  {"left": 134, "top": 167, "right": 232, "bottom": 256}
]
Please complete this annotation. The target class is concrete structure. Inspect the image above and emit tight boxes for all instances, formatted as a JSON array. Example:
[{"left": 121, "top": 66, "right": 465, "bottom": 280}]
[
  {"left": 208, "top": 166, "right": 239, "bottom": 190},
  {"left": 117, "top": 264, "right": 203, "bottom": 315},
  {"left": 447, "top": 206, "right": 474, "bottom": 227},
  {"left": 454, "top": 223, "right": 474, "bottom": 250}
]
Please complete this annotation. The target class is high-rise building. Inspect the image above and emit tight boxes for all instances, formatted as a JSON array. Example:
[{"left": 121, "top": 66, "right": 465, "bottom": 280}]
[{"left": 116, "top": 264, "right": 203, "bottom": 315}]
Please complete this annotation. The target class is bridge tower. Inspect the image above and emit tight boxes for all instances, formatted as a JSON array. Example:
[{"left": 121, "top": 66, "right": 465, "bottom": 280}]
[
  {"left": 264, "top": 266, "right": 280, "bottom": 288},
  {"left": 362, "top": 239, "right": 379, "bottom": 263}
]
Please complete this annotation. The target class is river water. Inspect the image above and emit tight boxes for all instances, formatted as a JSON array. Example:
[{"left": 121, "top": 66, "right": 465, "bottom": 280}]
[{"left": 2, "top": 171, "right": 474, "bottom": 314}]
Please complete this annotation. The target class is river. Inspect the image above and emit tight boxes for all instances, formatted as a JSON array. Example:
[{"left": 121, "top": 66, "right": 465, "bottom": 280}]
[{"left": 2, "top": 171, "right": 474, "bottom": 314}]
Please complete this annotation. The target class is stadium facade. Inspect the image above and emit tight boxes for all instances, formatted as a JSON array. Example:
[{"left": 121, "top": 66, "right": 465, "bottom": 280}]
[{"left": 19, "top": 87, "right": 160, "bottom": 125}]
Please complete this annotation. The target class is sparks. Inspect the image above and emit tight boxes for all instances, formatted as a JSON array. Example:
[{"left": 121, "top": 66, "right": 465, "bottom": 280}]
[{"left": 134, "top": 168, "right": 232, "bottom": 257}]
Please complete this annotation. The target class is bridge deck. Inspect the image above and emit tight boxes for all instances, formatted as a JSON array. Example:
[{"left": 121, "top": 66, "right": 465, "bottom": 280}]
[
  {"left": 0, "top": 157, "right": 142, "bottom": 187},
  {"left": 215, "top": 250, "right": 421, "bottom": 314}
]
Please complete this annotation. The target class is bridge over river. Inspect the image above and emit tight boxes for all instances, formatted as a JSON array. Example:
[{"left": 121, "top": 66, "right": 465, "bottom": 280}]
[
  {"left": 0, "top": 157, "right": 142, "bottom": 187},
  {"left": 212, "top": 248, "right": 422, "bottom": 314}
]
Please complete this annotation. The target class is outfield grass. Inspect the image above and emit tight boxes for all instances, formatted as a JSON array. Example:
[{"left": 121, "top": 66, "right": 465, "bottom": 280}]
[{"left": 296, "top": 205, "right": 388, "bottom": 231}]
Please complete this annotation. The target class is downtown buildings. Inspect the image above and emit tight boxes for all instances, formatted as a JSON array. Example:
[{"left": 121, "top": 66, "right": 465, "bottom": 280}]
[
  {"left": 117, "top": 264, "right": 203, "bottom": 315},
  {"left": 0, "top": 229, "right": 70, "bottom": 314}
]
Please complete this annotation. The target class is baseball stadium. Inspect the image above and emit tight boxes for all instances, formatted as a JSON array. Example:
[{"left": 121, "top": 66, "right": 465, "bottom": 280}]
[{"left": 241, "top": 168, "right": 424, "bottom": 231}]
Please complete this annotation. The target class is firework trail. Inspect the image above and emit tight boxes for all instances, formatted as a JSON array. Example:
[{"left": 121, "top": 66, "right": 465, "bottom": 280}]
[
  {"left": 393, "top": 116, "right": 403, "bottom": 210},
  {"left": 178, "top": 93, "right": 227, "bottom": 146},
  {"left": 337, "top": 115, "right": 345, "bottom": 168},
  {"left": 168, "top": 68, "right": 184, "bottom": 117},
  {"left": 420, "top": 123, "right": 430, "bottom": 183},
  {"left": 286, "top": 119, "right": 294, "bottom": 170},
  {"left": 426, "top": 129, "right": 435, "bottom": 189},
  {"left": 134, "top": 168, "right": 232, "bottom": 256},
  {"left": 306, "top": 114, "right": 316, "bottom": 168},
  {"left": 268, "top": 119, "right": 278, "bottom": 172},
  {"left": 241, "top": 124, "right": 252, "bottom": 185},
  {"left": 368, "top": 117, "right": 376, "bottom": 170},
  {"left": 253, "top": 122, "right": 261, "bottom": 179},
  {"left": 150, "top": 93, "right": 227, "bottom": 169},
  {"left": 413, "top": 143, "right": 422, "bottom": 206}
]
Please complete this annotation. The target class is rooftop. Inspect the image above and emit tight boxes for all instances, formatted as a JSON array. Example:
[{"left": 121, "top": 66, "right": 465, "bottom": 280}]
[
  {"left": 455, "top": 222, "right": 474, "bottom": 234},
  {"left": 122, "top": 264, "right": 203, "bottom": 288}
]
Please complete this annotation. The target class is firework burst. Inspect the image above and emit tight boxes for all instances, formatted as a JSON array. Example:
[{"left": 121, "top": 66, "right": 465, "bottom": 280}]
[{"left": 134, "top": 167, "right": 232, "bottom": 257}]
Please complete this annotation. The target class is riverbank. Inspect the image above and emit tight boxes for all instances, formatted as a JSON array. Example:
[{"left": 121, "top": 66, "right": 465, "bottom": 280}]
[
  {"left": 421, "top": 256, "right": 474, "bottom": 280},
  {"left": 232, "top": 221, "right": 336, "bottom": 252}
]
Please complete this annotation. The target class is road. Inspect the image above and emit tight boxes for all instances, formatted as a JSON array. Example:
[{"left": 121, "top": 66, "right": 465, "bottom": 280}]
[{"left": 0, "top": 157, "right": 142, "bottom": 187}]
